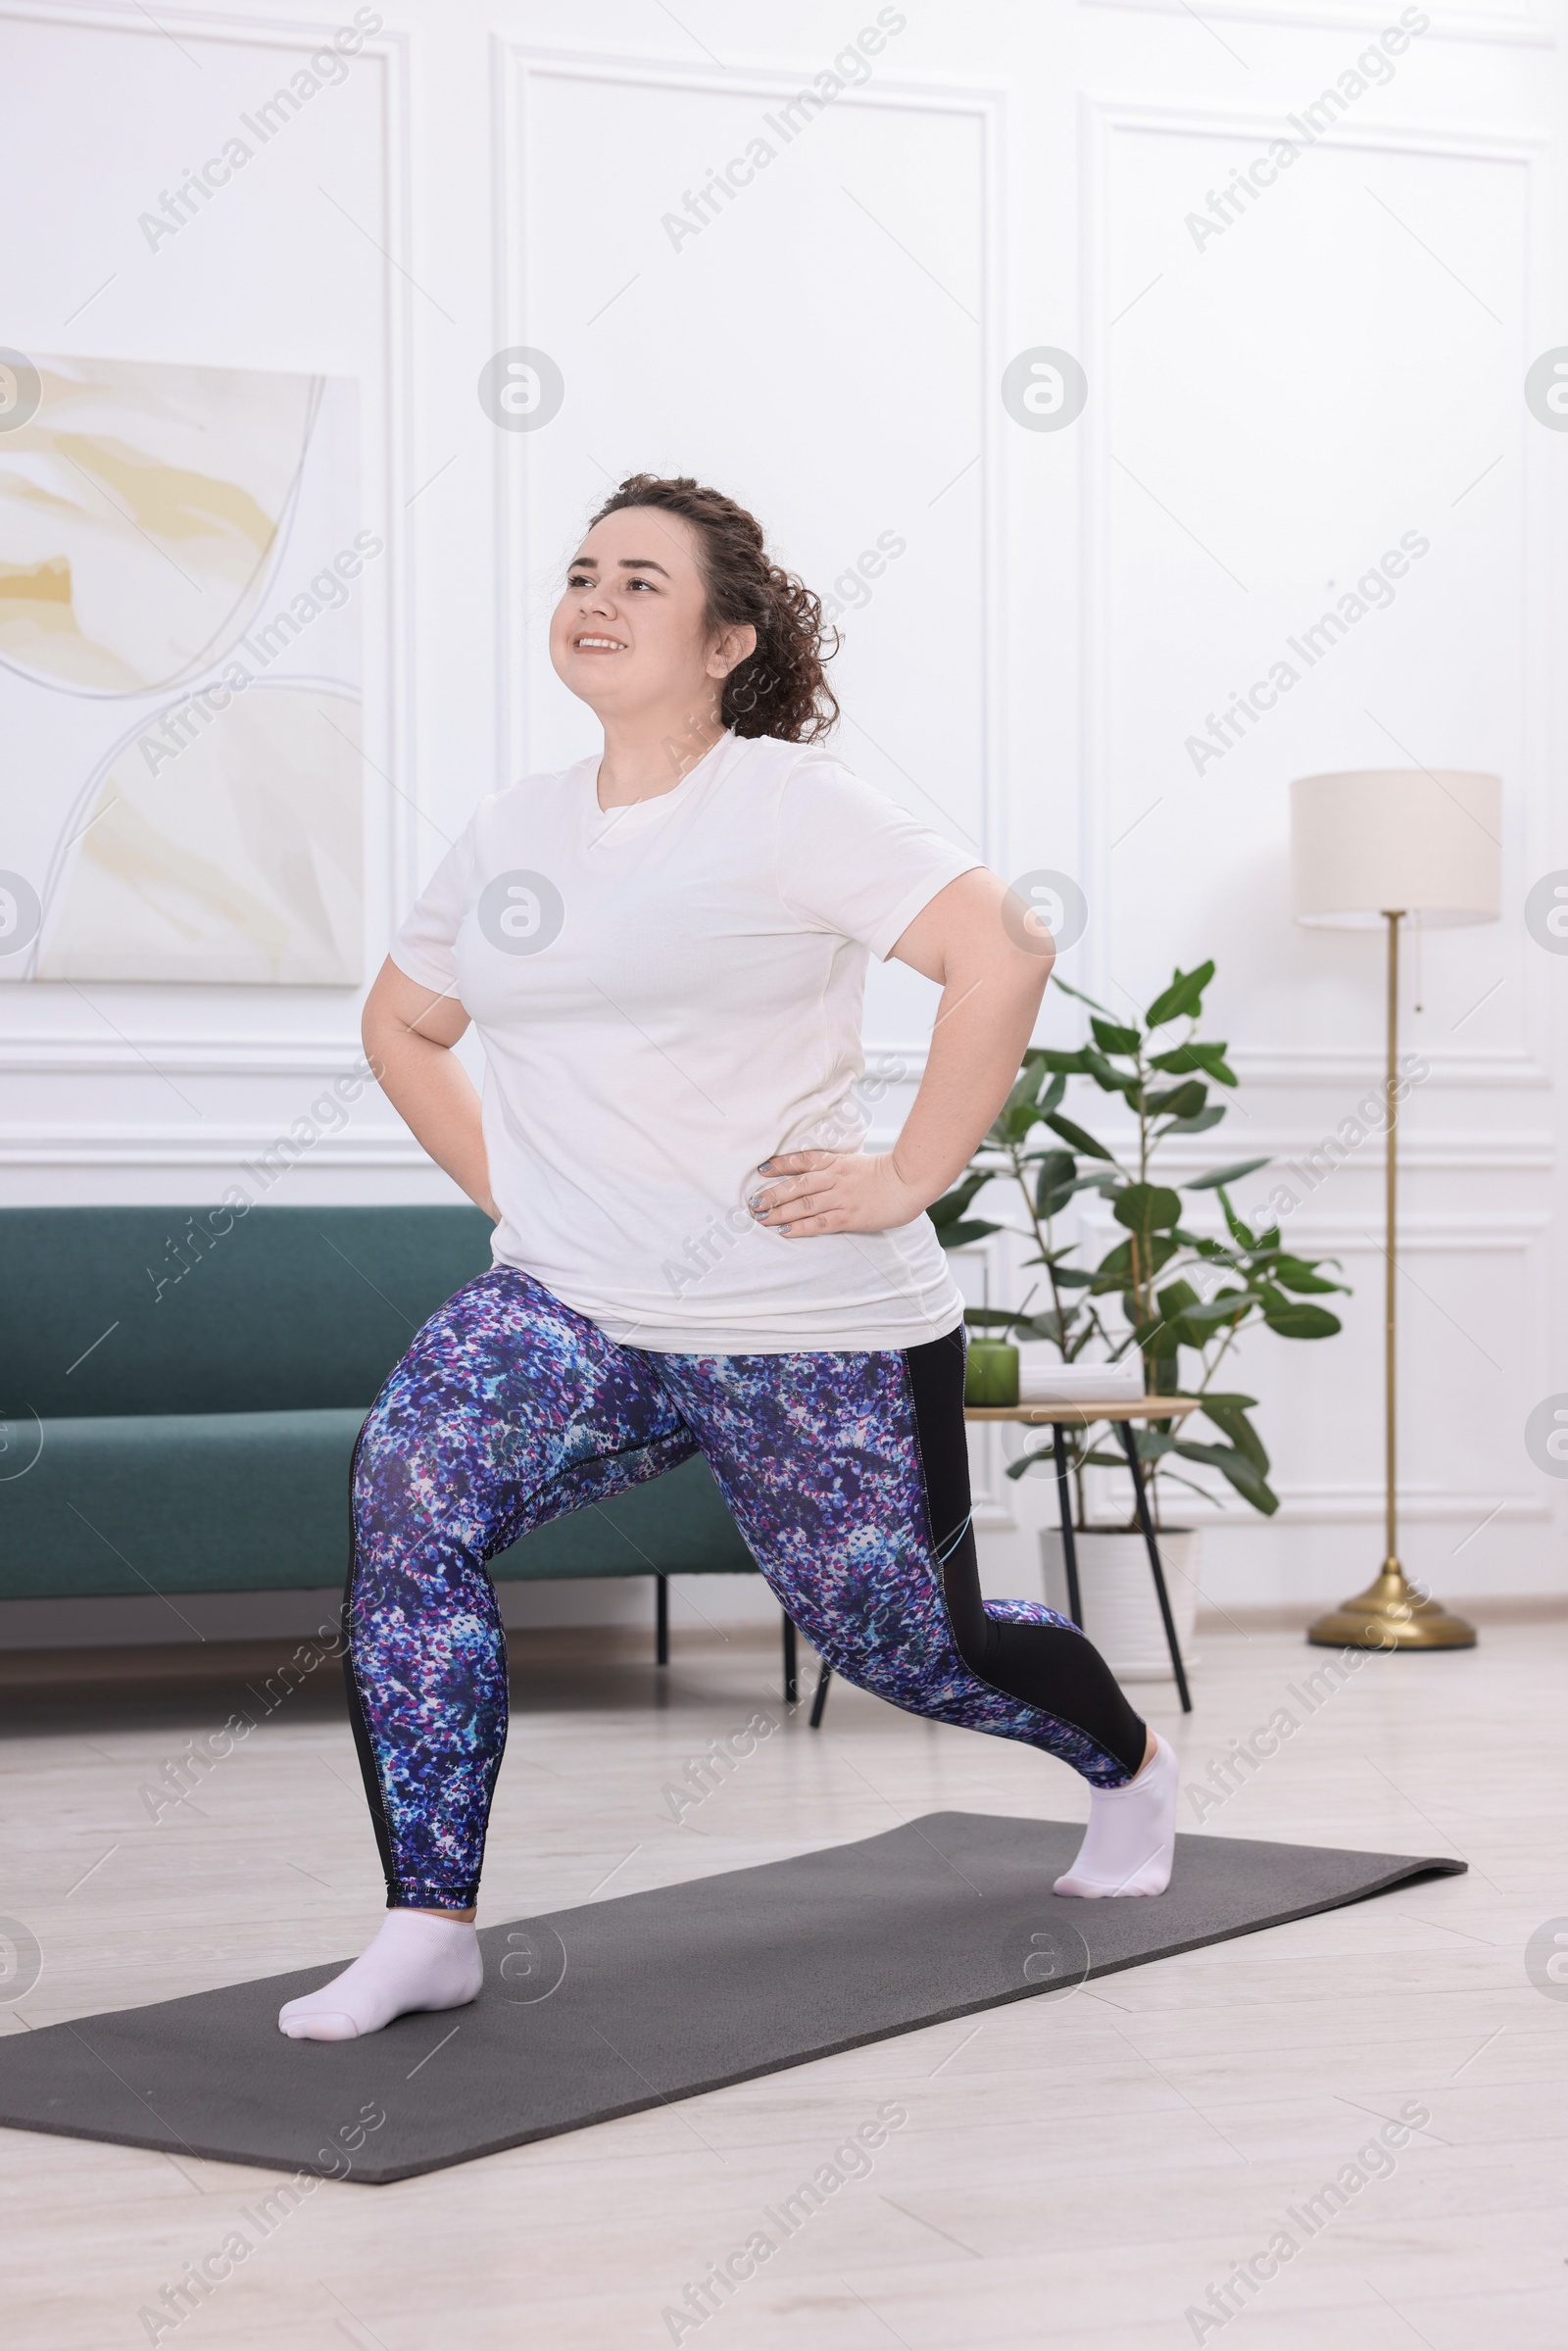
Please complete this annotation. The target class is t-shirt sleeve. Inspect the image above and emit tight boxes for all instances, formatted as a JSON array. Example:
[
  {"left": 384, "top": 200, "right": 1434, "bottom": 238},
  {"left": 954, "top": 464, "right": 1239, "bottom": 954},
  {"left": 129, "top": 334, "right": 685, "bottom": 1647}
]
[
  {"left": 772, "top": 753, "right": 986, "bottom": 959},
  {"left": 388, "top": 819, "right": 478, "bottom": 995}
]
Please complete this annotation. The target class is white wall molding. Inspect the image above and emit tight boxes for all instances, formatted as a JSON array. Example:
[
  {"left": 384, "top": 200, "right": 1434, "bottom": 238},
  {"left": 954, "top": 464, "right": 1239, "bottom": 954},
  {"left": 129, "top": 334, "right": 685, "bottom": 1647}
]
[
  {"left": 7, "top": 1116, "right": 1549, "bottom": 1180},
  {"left": 1137, "top": 1132, "right": 1554, "bottom": 1173},
  {"left": 1203, "top": 1210, "right": 1549, "bottom": 1245},
  {"left": 1080, "top": 0, "right": 1554, "bottom": 49},
  {"left": 1227, "top": 1046, "right": 1551, "bottom": 1089},
  {"left": 1080, "top": 90, "right": 1551, "bottom": 169},
  {"left": 23, "top": 1033, "right": 1548, "bottom": 1092},
  {"left": 0, "top": 1124, "right": 427, "bottom": 1169},
  {"left": 0, "top": 1037, "right": 368, "bottom": 1078},
  {"left": 869, "top": 1034, "right": 1554, "bottom": 1102},
  {"left": 1091, "top": 1484, "right": 1551, "bottom": 1526}
]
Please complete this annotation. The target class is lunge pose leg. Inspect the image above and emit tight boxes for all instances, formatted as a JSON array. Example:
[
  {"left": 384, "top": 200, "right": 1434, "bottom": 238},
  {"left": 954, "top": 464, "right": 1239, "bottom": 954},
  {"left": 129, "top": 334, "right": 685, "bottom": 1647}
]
[
  {"left": 279, "top": 1271, "right": 696, "bottom": 2040},
  {"left": 654, "top": 1325, "right": 1177, "bottom": 1896}
]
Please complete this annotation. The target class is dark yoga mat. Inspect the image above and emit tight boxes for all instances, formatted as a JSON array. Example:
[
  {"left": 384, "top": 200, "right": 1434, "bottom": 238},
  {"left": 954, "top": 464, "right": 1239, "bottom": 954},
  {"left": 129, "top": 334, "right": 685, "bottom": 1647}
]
[{"left": 0, "top": 1813, "right": 1462, "bottom": 2183}]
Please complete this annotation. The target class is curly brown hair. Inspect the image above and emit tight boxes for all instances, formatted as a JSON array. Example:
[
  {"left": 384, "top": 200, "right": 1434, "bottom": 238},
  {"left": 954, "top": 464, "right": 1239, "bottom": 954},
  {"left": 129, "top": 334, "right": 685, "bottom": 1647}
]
[{"left": 582, "top": 474, "right": 840, "bottom": 744}]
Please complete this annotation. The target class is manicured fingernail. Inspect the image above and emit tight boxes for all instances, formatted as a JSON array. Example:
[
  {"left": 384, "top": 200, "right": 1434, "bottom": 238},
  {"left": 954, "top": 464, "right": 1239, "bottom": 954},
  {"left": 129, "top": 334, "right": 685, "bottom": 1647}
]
[{"left": 758, "top": 1159, "right": 774, "bottom": 1172}]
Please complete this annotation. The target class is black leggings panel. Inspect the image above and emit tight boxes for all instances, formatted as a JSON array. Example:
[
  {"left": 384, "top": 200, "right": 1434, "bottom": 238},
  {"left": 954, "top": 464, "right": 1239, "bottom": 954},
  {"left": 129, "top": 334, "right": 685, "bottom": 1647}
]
[{"left": 903, "top": 1325, "right": 1149, "bottom": 1782}]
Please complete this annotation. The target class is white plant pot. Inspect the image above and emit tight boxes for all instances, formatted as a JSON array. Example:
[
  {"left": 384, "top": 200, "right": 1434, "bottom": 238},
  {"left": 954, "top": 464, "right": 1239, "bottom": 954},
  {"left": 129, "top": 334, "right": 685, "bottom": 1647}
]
[{"left": 1039, "top": 1526, "right": 1202, "bottom": 1683}]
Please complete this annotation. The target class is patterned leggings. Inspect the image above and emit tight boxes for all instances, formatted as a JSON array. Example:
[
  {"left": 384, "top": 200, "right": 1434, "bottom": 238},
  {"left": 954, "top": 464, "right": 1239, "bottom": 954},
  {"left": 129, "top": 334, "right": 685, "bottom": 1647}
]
[{"left": 345, "top": 1268, "right": 1149, "bottom": 1910}]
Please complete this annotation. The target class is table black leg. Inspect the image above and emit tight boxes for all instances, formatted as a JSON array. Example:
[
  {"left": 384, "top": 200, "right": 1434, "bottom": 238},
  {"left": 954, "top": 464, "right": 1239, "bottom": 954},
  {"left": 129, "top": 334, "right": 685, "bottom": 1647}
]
[
  {"left": 655, "top": 1574, "right": 668, "bottom": 1667},
  {"left": 1115, "top": 1419, "right": 1193, "bottom": 1713},
  {"left": 808, "top": 1660, "right": 833, "bottom": 1728},
  {"left": 1052, "top": 1423, "right": 1082, "bottom": 1628},
  {"left": 782, "top": 1611, "right": 799, "bottom": 1706}
]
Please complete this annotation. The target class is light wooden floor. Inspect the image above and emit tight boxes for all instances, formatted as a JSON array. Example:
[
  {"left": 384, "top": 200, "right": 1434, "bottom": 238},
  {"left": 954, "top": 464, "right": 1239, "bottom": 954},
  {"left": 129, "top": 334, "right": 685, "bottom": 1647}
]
[{"left": 2, "top": 1613, "right": 1563, "bottom": 2350}]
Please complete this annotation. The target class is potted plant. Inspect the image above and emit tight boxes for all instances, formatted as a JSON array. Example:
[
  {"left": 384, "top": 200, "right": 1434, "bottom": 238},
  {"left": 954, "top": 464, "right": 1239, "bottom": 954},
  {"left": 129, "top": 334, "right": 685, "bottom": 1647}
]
[{"left": 930, "top": 960, "right": 1348, "bottom": 1678}]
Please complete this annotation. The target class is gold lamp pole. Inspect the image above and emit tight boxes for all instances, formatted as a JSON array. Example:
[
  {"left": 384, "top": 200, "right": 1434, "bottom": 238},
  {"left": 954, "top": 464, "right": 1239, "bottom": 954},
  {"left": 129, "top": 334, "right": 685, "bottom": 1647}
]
[{"left": 1290, "top": 771, "right": 1501, "bottom": 1652}]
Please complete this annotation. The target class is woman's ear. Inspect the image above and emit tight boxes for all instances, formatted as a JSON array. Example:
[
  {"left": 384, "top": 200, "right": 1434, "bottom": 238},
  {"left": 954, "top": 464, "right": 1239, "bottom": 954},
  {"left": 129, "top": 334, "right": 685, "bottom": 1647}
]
[{"left": 709, "top": 620, "right": 758, "bottom": 678}]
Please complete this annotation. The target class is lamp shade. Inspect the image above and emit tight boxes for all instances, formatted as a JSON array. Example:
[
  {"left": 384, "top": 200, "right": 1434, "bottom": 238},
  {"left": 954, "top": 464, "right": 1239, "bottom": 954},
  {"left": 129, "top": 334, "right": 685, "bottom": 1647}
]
[{"left": 1291, "top": 769, "right": 1501, "bottom": 929}]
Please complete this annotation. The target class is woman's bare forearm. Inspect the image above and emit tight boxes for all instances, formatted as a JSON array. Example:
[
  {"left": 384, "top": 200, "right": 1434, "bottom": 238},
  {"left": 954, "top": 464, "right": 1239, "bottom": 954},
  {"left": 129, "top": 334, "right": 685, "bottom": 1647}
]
[
  {"left": 363, "top": 965, "right": 497, "bottom": 1218},
  {"left": 377, "top": 1035, "right": 496, "bottom": 1215},
  {"left": 890, "top": 955, "right": 1049, "bottom": 1209}
]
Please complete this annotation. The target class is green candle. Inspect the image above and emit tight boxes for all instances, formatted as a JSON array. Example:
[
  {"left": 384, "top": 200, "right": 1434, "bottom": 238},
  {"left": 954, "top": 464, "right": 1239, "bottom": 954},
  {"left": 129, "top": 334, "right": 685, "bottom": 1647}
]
[{"left": 964, "top": 1340, "right": 1019, "bottom": 1407}]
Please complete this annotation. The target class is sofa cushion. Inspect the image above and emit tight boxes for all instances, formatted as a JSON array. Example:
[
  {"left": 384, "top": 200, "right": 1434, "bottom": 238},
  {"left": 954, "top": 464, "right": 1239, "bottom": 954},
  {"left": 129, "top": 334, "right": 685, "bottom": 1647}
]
[
  {"left": 0, "top": 1204, "right": 495, "bottom": 1420},
  {"left": 0, "top": 1411, "right": 757, "bottom": 1601}
]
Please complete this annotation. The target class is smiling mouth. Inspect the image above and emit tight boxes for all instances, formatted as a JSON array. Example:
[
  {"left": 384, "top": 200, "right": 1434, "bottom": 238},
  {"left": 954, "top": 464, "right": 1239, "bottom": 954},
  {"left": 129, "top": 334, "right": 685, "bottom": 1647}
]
[{"left": 573, "top": 634, "right": 627, "bottom": 652}]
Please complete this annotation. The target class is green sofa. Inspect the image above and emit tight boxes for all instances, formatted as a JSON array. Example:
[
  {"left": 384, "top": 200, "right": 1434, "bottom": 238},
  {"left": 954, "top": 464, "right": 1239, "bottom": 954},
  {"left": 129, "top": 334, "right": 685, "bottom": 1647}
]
[{"left": 0, "top": 1204, "right": 805, "bottom": 1687}]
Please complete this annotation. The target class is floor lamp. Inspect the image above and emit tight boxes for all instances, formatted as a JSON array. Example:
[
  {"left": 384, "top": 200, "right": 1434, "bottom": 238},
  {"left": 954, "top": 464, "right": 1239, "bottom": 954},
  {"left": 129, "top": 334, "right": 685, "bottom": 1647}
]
[{"left": 1290, "top": 769, "right": 1501, "bottom": 1650}]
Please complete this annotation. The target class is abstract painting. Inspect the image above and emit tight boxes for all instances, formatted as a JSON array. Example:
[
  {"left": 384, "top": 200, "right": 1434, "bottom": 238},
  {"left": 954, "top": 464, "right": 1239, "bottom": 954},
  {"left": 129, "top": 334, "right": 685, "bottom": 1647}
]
[{"left": 0, "top": 353, "right": 367, "bottom": 984}]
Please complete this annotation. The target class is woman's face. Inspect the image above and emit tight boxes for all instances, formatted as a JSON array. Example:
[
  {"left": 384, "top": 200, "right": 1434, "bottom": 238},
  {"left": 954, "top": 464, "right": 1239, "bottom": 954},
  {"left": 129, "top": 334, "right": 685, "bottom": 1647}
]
[{"left": 548, "top": 506, "right": 755, "bottom": 724}]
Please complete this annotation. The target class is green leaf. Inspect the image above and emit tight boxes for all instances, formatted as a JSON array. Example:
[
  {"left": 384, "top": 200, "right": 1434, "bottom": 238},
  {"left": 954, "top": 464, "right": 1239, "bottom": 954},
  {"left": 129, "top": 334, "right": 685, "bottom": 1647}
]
[
  {"left": 1089, "top": 1017, "right": 1142, "bottom": 1056},
  {"left": 1044, "top": 1111, "right": 1116, "bottom": 1162},
  {"left": 929, "top": 1171, "right": 991, "bottom": 1228},
  {"left": 1150, "top": 1040, "right": 1237, "bottom": 1086},
  {"left": 1032, "top": 1151, "right": 1077, "bottom": 1218},
  {"left": 1174, "top": 1438, "right": 1279, "bottom": 1514},
  {"left": 1047, "top": 1264, "right": 1098, "bottom": 1289},
  {"left": 1186, "top": 1157, "right": 1271, "bottom": 1191},
  {"left": 1144, "top": 1079, "right": 1207, "bottom": 1121},
  {"left": 1261, "top": 1300, "right": 1343, "bottom": 1339},
  {"left": 1271, "top": 1255, "right": 1348, "bottom": 1296},
  {"left": 1155, "top": 1278, "right": 1200, "bottom": 1320},
  {"left": 1165, "top": 1287, "right": 1251, "bottom": 1329},
  {"left": 988, "top": 1060, "right": 1054, "bottom": 1145},
  {"left": 1017, "top": 1309, "right": 1079, "bottom": 1347},
  {"left": 1080, "top": 1049, "right": 1140, "bottom": 1098},
  {"left": 1135, "top": 1428, "right": 1181, "bottom": 1460},
  {"left": 1200, "top": 1400, "right": 1270, "bottom": 1475},
  {"left": 935, "top": 1219, "right": 1001, "bottom": 1249},
  {"left": 1146, "top": 960, "right": 1215, "bottom": 1029},
  {"left": 1091, "top": 1232, "right": 1179, "bottom": 1291},
  {"left": 1048, "top": 974, "right": 1112, "bottom": 1014},
  {"left": 1214, "top": 1187, "right": 1257, "bottom": 1249},
  {"left": 1031, "top": 1149, "right": 1076, "bottom": 1192},
  {"left": 1163, "top": 1104, "right": 1228, "bottom": 1135},
  {"left": 1030, "top": 1049, "right": 1092, "bottom": 1075},
  {"left": 1112, "top": 1183, "right": 1183, "bottom": 1237}
]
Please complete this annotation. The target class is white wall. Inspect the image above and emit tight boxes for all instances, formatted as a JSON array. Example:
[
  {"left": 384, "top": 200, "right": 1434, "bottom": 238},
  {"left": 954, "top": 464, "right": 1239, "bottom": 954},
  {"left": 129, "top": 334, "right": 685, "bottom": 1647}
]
[{"left": 1, "top": 0, "right": 1563, "bottom": 1630}]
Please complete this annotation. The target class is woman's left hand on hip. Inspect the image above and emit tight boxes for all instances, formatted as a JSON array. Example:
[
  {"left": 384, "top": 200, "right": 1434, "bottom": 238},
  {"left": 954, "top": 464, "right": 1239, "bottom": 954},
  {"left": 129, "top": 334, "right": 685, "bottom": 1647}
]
[{"left": 747, "top": 1150, "right": 926, "bottom": 1237}]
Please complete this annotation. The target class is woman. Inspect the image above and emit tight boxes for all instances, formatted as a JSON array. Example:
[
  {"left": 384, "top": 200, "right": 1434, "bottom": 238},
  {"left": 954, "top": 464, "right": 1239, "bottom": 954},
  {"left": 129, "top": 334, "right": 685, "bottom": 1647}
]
[{"left": 279, "top": 475, "right": 1178, "bottom": 2043}]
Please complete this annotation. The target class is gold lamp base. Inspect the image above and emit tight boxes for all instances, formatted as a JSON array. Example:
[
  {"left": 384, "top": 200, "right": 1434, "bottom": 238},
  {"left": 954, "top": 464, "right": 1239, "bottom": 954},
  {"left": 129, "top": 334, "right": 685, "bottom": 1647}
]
[{"left": 1306, "top": 1560, "right": 1476, "bottom": 1650}]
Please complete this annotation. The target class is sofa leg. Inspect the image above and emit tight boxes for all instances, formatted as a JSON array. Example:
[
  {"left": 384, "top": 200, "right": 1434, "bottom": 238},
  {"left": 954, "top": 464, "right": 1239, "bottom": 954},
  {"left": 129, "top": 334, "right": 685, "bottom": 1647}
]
[
  {"left": 808, "top": 1660, "right": 833, "bottom": 1729},
  {"left": 656, "top": 1574, "right": 669, "bottom": 1667},
  {"left": 782, "top": 1611, "right": 798, "bottom": 1705}
]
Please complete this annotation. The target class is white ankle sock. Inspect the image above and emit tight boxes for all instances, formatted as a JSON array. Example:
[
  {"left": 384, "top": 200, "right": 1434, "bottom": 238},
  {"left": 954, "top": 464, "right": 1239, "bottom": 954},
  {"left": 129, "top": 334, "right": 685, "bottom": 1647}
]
[
  {"left": 1053, "top": 1733, "right": 1177, "bottom": 1898},
  {"left": 278, "top": 1910, "right": 483, "bottom": 2041}
]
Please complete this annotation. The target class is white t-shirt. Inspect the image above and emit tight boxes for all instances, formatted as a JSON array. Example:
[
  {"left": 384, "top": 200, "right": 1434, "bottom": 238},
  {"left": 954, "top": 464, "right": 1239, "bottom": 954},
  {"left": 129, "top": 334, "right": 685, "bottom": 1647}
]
[{"left": 390, "top": 729, "right": 982, "bottom": 1351}]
